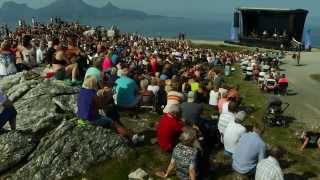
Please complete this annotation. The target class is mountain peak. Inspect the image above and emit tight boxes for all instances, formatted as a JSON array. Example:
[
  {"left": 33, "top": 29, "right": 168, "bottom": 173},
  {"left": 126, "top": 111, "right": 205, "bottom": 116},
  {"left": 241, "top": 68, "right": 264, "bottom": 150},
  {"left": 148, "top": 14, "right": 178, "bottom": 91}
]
[
  {"left": 2, "top": 1, "right": 31, "bottom": 9},
  {"left": 104, "top": 2, "right": 119, "bottom": 9}
]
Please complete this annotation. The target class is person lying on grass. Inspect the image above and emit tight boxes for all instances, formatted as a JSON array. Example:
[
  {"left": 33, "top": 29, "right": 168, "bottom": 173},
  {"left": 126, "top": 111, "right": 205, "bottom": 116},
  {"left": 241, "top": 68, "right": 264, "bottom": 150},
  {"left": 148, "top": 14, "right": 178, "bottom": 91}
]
[{"left": 299, "top": 131, "right": 320, "bottom": 151}]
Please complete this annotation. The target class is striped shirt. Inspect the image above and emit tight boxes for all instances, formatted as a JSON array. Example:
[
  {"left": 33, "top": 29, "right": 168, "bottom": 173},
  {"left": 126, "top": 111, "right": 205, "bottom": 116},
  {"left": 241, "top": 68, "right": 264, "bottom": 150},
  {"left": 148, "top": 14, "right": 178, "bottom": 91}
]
[{"left": 255, "top": 156, "right": 284, "bottom": 180}]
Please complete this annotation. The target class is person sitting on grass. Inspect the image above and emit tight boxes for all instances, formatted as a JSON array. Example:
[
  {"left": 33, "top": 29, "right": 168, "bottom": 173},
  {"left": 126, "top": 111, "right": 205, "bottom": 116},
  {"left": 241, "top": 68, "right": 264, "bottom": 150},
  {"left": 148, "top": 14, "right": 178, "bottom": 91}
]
[
  {"left": 77, "top": 75, "right": 127, "bottom": 136},
  {"left": 232, "top": 125, "right": 266, "bottom": 176},
  {"left": 156, "top": 127, "right": 198, "bottom": 180},
  {"left": 156, "top": 104, "right": 184, "bottom": 152},
  {"left": 255, "top": 146, "right": 284, "bottom": 180},
  {"left": 223, "top": 115, "right": 246, "bottom": 157},
  {"left": 0, "top": 88, "right": 17, "bottom": 131},
  {"left": 299, "top": 131, "right": 320, "bottom": 151},
  {"left": 114, "top": 66, "right": 140, "bottom": 109}
]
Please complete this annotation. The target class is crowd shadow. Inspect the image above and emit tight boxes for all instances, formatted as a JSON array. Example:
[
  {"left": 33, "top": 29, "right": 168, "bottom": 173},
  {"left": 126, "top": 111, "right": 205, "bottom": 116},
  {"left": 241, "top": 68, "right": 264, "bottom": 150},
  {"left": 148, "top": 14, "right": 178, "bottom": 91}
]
[
  {"left": 295, "top": 64, "right": 307, "bottom": 67},
  {"left": 286, "top": 89, "right": 299, "bottom": 96},
  {"left": 279, "top": 159, "right": 298, "bottom": 169},
  {"left": 284, "top": 172, "right": 317, "bottom": 180}
]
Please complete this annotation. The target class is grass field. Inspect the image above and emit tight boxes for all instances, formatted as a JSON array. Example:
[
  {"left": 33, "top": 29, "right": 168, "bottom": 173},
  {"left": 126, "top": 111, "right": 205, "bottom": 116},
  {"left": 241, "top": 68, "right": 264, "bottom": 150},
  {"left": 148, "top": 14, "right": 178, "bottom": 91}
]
[{"left": 79, "top": 44, "right": 320, "bottom": 180}]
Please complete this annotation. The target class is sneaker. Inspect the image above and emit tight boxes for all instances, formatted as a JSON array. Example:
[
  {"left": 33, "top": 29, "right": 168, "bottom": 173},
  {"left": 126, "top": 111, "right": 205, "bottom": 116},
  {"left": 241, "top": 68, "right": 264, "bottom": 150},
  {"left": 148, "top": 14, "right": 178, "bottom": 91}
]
[
  {"left": 77, "top": 119, "right": 88, "bottom": 127},
  {"left": 132, "top": 134, "right": 139, "bottom": 144}
]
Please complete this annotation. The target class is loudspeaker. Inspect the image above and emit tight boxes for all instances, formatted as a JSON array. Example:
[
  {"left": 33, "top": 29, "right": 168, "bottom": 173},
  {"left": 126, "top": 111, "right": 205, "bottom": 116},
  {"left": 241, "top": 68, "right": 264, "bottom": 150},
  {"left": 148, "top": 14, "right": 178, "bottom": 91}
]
[{"left": 234, "top": 12, "right": 239, "bottom": 27}]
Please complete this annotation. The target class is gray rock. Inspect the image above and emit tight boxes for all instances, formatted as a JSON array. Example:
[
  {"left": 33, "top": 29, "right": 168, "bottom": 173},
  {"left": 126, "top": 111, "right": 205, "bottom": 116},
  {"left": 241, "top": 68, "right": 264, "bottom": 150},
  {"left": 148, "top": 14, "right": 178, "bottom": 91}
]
[
  {"left": 0, "top": 72, "right": 25, "bottom": 91},
  {"left": 0, "top": 73, "right": 130, "bottom": 180},
  {"left": 128, "top": 168, "right": 149, "bottom": 180},
  {"left": 53, "top": 94, "right": 78, "bottom": 114},
  {"left": 7, "top": 79, "right": 40, "bottom": 102},
  {"left": 11, "top": 79, "right": 79, "bottom": 133},
  {"left": 0, "top": 131, "right": 37, "bottom": 173},
  {"left": 11, "top": 120, "right": 129, "bottom": 180}
]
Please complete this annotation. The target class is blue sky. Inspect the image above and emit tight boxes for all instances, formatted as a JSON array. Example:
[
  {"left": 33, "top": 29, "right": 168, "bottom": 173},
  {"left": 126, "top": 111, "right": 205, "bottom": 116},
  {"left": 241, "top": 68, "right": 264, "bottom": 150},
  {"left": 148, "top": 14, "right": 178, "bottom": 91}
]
[{"left": 1, "top": 0, "right": 319, "bottom": 21}]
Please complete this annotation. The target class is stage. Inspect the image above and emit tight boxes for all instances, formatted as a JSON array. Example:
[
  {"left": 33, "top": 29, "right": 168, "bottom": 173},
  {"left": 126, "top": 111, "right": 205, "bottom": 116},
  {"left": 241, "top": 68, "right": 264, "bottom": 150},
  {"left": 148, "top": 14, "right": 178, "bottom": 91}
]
[{"left": 229, "top": 7, "right": 308, "bottom": 50}]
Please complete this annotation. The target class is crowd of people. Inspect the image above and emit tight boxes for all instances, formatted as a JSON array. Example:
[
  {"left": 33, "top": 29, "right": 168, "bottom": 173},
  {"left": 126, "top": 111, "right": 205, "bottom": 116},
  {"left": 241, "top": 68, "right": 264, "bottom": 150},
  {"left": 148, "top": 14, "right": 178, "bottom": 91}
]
[
  {"left": 0, "top": 19, "right": 317, "bottom": 180},
  {"left": 240, "top": 51, "right": 289, "bottom": 95}
]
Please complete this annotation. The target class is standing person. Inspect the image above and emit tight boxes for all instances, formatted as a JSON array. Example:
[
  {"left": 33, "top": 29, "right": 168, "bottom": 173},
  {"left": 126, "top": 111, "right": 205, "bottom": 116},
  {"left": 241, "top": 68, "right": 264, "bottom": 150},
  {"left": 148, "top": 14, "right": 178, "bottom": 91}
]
[
  {"left": 255, "top": 146, "right": 284, "bottom": 180},
  {"left": 232, "top": 125, "right": 266, "bottom": 176},
  {"left": 0, "top": 40, "right": 17, "bottom": 76}
]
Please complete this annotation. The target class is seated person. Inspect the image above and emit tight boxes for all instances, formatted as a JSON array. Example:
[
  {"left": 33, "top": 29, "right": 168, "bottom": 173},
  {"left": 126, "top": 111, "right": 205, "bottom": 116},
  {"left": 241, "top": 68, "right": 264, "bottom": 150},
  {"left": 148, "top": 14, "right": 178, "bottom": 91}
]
[
  {"left": 156, "top": 128, "right": 198, "bottom": 180},
  {"left": 232, "top": 125, "right": 266, "bottom": 175},
  {"left": 147, "top": 77, "right": 160, "bottom": 95},
  {"left": 218, "top": 91, "right": 228, "bottom": 113},
  {"left": 83, "top": 57, "right": 104, "bottom": 88},
  {"left": 77, "top": 76, "right": 126, "bottom": 136},
  {"left": 299, "top": 131, "right": 320, "bottom": 151},
  {"left": 0, "top": 40, "right": 17, "bottom": 76},
  {"left": 223, "top": 115, "right": 246, "bottom": 157},
  {"left": 218, "top": 101, "right": 238, "bottom": 137},
  {"left": 278, "top": 74, "right": 288, "bottom": 94},
  {"left": 157, "top": 104, "right": 184, "bottom": 152},
  {"left": 263, "top": 75, "right": 277, "bottom": 93},
  {"left": 180, "top": 91, "right": 203, "bottom": 126},
  {"left": 255, "top": 146, "right": 284, "bottom": 180},
  {"left": 114, "top": 67, "right": 140, "bottom": 108},
  {"left": 163, "top": 82, "right": 184, "bottom": 113},
  {"left": 139, "top": 79, "right": 154, "bottom": 106},
  {"left": 0, "top": 89, "right": 17, "bottom": 130},
  {"left": 51, "top": 50, "right": 67, "bottom": 80}
]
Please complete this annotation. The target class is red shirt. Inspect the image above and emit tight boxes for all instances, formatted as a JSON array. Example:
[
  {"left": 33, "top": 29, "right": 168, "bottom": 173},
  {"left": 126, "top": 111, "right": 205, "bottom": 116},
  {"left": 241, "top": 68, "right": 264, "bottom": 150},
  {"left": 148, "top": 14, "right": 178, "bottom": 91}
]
[{"left": 157, "top": 113, "right": 183, "bottom": 152}]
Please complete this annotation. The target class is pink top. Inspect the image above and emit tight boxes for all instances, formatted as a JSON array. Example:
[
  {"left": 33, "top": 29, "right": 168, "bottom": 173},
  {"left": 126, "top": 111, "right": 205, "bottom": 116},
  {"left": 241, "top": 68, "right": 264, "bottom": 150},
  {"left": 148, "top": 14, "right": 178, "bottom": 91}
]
[
  {"left": 278, "top": 77, "right": 288, "bottom": 84},
  {"left": 102, "top": 57, "right": 112, "bottom": 71},
  {"left": 218, "top": 98, "right": 227, "bottom": 113}
]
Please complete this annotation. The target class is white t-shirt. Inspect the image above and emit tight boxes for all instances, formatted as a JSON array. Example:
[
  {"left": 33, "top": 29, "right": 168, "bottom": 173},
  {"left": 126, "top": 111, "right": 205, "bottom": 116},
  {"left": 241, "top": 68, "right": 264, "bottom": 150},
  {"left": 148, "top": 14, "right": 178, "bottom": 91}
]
[
  {"left": 209, "top": 90, "right": 219, "bottom": 106},
  {"left": 147, "top": 85, "right": 160, "bottom": 95},
  {"left": 221, "top": 101, "right": 231, "bottom": 115},
  {"left": 223, "top": 122, "right": 246, "bottom": 153},
  {"left": 218, "top": 112, "right": 235, "bottom": 135}
]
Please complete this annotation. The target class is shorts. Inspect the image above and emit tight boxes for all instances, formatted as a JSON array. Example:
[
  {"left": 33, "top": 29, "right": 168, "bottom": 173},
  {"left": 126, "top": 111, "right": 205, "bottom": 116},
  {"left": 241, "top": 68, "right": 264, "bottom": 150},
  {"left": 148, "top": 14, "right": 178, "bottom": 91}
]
[
  {"left": 55, "top": 68, "right": 66, "bottom": 80},
  {"left": 224, "top": 150, "right": 233, "bottom": 157},
  {"left": 0, "top": 106, "right": 17, "bottom": 128},
  {"left": 90, "top": 115, "right": 113, "bottom": 128}
]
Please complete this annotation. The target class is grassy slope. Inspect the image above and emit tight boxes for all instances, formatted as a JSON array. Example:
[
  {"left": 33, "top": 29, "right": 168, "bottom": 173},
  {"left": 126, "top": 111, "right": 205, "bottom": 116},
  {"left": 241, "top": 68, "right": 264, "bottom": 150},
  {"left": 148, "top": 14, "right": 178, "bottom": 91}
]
[{"left": 77, "top": 44, "right": 320, "bottom": 180}]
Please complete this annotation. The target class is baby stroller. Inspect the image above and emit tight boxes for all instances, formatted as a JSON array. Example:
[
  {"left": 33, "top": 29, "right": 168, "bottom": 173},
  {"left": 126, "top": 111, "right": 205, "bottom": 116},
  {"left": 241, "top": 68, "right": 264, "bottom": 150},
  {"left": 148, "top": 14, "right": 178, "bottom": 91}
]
[{"left": 264, "top": 96, "right": 290, "bottom": 127}]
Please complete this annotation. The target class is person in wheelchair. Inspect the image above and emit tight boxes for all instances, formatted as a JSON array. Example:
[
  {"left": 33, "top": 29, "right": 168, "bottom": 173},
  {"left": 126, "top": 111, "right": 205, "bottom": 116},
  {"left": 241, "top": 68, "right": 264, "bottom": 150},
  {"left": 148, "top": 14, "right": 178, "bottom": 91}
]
[
  {"left": 277, "top": 74, "right": 288, "bottom": 95},
  {"left": 262, "top": 74, "right": 277, "bottom": 94},
  {"left": 299, "top": 131, "right": 320, "bottom": 151}
]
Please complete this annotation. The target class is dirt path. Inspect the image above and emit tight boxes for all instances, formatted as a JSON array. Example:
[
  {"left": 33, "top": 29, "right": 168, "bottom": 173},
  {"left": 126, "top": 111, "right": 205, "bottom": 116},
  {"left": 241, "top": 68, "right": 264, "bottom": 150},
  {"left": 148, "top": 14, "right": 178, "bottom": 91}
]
[{"left": 280, "top": 51, "right": 320, "bottom": 129}]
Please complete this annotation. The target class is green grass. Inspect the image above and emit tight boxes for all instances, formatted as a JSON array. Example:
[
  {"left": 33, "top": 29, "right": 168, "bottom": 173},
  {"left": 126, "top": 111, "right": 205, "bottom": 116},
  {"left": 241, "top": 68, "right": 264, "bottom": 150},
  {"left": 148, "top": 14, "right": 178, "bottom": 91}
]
[{"left": 78, "top": 44, "right": 320, "bottom": 180}]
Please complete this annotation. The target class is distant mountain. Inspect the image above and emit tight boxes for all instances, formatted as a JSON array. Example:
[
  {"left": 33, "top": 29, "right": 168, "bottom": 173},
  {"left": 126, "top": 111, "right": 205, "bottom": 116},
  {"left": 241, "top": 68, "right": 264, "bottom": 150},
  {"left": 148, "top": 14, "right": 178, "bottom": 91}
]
[{"left": 0, "top": 0, "right": 162, "bottom": 24}]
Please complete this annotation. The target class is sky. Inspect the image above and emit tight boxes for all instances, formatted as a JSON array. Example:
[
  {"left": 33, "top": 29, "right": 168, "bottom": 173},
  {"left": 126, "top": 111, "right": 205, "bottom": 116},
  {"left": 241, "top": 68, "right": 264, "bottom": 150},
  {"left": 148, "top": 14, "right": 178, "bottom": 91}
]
[{"left": 0, "top": 0, "right": 319, "bottom": 23}]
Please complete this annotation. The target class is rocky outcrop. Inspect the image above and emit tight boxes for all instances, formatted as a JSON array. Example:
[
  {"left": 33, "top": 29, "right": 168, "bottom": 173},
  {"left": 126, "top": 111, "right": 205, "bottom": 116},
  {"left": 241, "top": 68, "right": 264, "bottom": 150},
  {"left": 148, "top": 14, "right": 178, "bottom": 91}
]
[
  {"left": 0, "top": 71, "right": 130, "bottom": 180},
  {"left": 10, "top": 120, "right": 129, "bottom": 180},
  {"left": 0, "top": 131, "right": 37, "bottom": 174}
]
